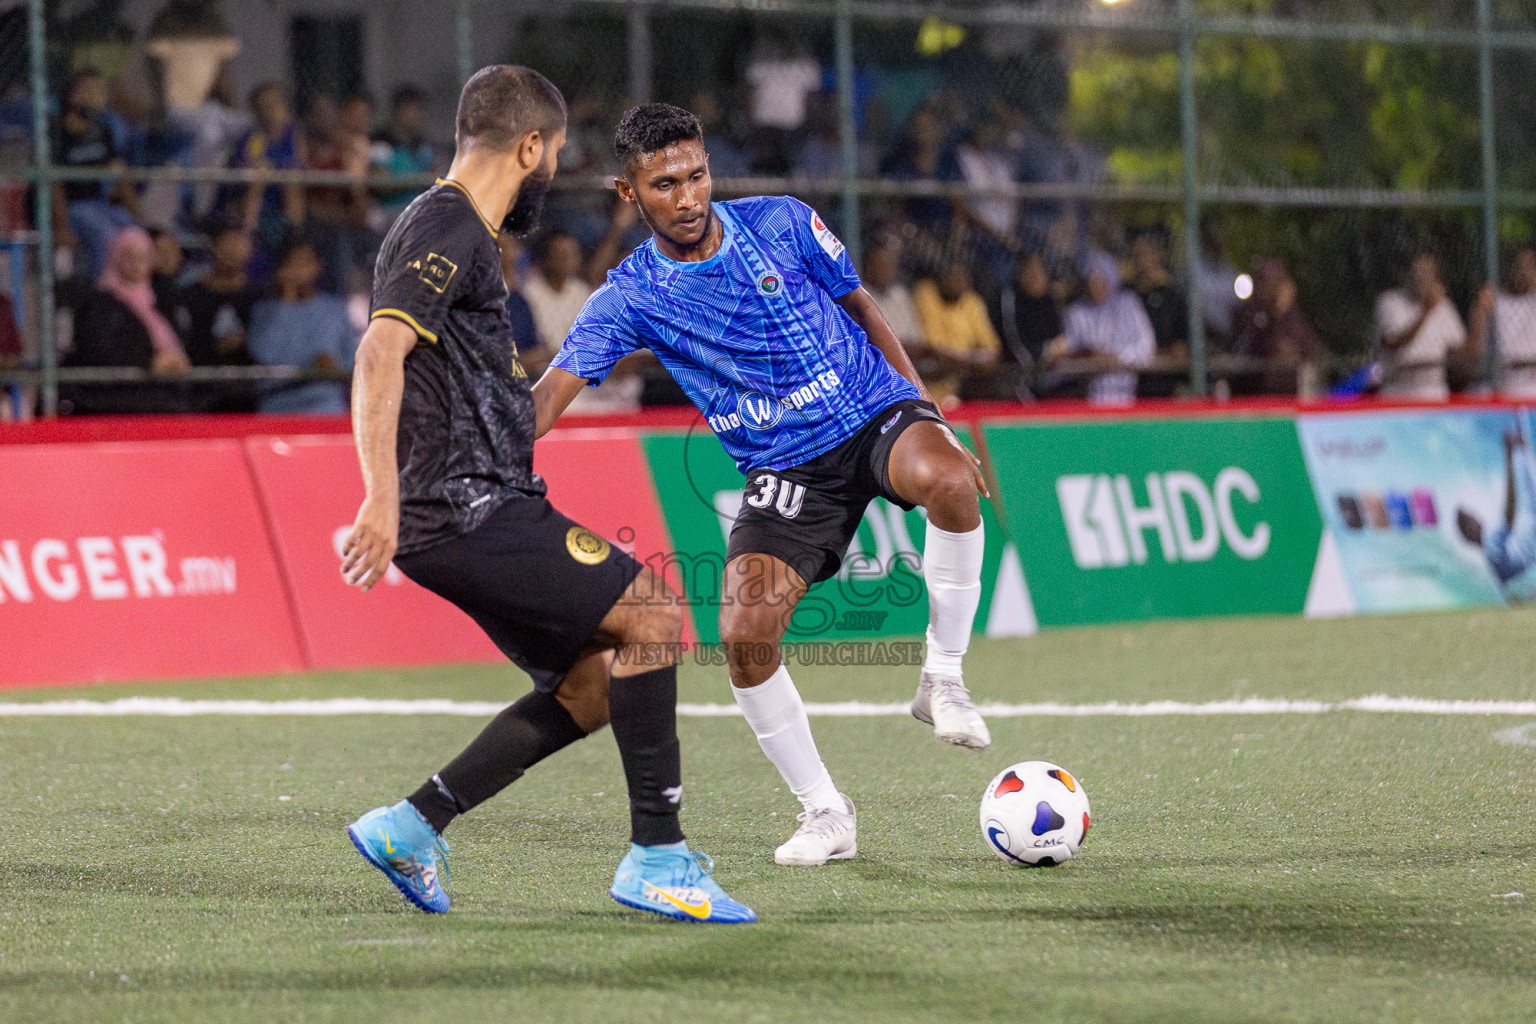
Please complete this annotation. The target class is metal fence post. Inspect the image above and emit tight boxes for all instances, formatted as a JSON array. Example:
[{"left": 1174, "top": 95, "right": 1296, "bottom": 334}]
[
  {"left": 456, "top": 0, "right": 474, "bottom": 86},
  {"left": 1478, "top": 0, "right": 1501, "bottom": 390},
  {"left": 834, "top": 0, "right": 860, "bottom": 268},
  {"left": 27, "top": 0, "right": 55, "bottom": 417},
  {"left": 1178, "top": 0, "right": 1206, "bottom": 396},
  {"left": 629, "top": 4, "right": 653, "bottom": 103}
]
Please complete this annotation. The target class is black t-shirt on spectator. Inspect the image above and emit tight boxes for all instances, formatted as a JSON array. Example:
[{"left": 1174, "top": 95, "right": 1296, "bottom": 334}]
[
  {"left": 1134, "top": 283, "right": 1187, "bottom": 351},
  {"left": 1011, "top": 292, "right": 1063, "bottom": 361},
  {"left": 54, "top": 113, "right": 119, "bottom": 204},
  {"left": 173, "top": 282, "right": 263, "bottom": 366}
]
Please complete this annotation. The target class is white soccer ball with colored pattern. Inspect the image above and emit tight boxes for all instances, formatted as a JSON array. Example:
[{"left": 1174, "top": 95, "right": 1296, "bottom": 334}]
[{"left": 979, "top": 760, "right": 1091, "bottom": 866}]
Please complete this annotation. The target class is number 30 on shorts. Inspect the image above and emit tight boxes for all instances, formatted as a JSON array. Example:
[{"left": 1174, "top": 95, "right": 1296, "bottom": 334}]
[{"left": 745, "top": 473, "right": 806, "bottom": 519}]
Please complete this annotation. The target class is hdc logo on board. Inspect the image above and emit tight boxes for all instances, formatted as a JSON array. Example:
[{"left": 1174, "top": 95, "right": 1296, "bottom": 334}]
[
  {"left": 0, "top": 534, "right": 237, "bottom": 603},
  {"left": 1055, "top": 468, "right": 1271, "bottom": 570}
]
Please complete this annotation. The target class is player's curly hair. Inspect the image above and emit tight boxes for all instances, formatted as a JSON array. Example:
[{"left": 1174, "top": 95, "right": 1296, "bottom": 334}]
[{"left": 613, "top": 103, "right": 703, "bottom": 172}]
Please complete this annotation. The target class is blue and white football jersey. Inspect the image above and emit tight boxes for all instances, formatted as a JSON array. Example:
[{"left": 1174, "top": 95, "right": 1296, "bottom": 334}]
[{"left": 552, "top": 195, "right": 919, "bottom": 472}]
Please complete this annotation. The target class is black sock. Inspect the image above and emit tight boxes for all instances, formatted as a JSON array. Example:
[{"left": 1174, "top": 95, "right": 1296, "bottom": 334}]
[
  {"left": 608, "top": 665, "right": 686, "bottom": 847},
  {"left": 407, "top": 689, "right": 587, "bottom": 834}
]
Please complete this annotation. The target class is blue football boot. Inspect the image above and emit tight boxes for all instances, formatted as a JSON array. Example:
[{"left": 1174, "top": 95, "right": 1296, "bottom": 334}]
[
  {"left": 609, "top": 842, "right": 756, "bottom": 924},
  {"left": 346, "top": 800, "right": 451, "bottom": 913}
]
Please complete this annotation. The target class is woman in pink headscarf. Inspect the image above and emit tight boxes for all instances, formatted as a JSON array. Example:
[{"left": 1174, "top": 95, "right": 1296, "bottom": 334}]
[{"left": 64, "top": 226, "right": 193, "bottom": 414}]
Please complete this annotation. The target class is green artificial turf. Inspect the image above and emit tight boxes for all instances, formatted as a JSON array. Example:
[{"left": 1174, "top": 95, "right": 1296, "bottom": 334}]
[{"left": 3, "top": 609, "right": 1536, "bottom": 1022}]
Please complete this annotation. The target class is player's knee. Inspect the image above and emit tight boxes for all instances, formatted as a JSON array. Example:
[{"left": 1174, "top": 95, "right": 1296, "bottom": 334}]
[
  {"left": 718, "top": 599, "right": 781, "bottom": 650},
  {"left": 622, "top": 570, "right": 684, "bottom": 644}
]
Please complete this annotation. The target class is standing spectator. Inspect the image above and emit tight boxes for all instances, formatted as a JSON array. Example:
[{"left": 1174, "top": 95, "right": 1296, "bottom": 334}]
[
  {"left": 225, "top": 82, "right": 304, "bottom": 255},
  {"left": 51, "top": 68, "right": 139, "bottom": 279},
  {"left": 1001, "top": 250, "right": 1064, "bottom": 365},
  {"left": 1233, "top": 259, "right": 1323, "bottom": 395},
  {"left": 793, "top": 92, "right": 876, "bottom": 181},
  {"left": 1050, "top": 251, "right": 1155, "bottom": 405},
  {"left": 955, "top": 117, "right": 1018, "bottom": 292},
  {"left": 306, "top": 93, "right": 380, "bottom": 294},
  {"left": 1375, "top": 250, "right": 1466, "bottom": 401},
  {"left": 744, "top": 31, "right": 821, "bottom": 173},
  {"left": 1470, "top": 246, "right": 1536, "bottom": 400},
  {"left": 879, "top": 106, "right": 962, "bottom": 246},
  {"left": 247, "top": 239, "right": 356, "bottom": 413},
  {"left": 861, "top": 232, "right": 924, "bottom": 349},
  {"left": 523, "top": 230, "right": 594, "bottom": 351},
  {"left": 178, "top": 66, "right": 251, "bottom": 222},
  {"left": 499, "top": 233, "right": 544, "bottom": 374},
  {"left": 1128, "top": 232, "right": 1187, "bottom": 359},
  {"left": 63, "top": 226, "right": 192, "bottom": 414},
  {"left": 370, "top": 84, "right": 439, "bottom": 227},
  {"left": 691, "top": 88, "right": 750, "bottom": 177},
  {"left": 912, "top": 257, "right": 1002, "bottom": 407}
]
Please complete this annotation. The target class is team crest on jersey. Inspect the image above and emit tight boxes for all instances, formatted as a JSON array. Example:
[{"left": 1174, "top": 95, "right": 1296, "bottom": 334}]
[
  {"left": 737, "top": 390, "right": 784, "bottom": 430},
  {"left": 565, "top": 527, "right": 611, "bottom": 566},
  {"left": 409, "top": 252, "right": 458, "bottom": 293},
  {"left": 755, "top": 268, "right": 783, "bottom": 296},
  {"left": 810, "top": 211, "right": 845, "bottom": 260}
]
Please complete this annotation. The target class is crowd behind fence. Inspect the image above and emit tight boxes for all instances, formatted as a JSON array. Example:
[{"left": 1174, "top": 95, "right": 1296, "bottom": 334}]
[{"left": 5, "top": 0, "right": 1536, "bottom": 422}]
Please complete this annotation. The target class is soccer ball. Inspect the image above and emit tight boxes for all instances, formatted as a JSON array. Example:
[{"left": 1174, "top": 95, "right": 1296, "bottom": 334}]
[{"left": 979, "top": 760, "right": 1091, "bottom": 867}]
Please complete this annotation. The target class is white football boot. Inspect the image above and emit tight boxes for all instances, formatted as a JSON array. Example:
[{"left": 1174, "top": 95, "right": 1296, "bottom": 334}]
[
  {"left": 773, "top": 794, "right": 857, "bottom": 866},
  {"left": 911, "top": 671, "right": 991, "bottom": 749}
]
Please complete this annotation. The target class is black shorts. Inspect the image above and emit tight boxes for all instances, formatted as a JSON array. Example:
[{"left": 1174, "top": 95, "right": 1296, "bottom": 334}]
[
  {"left": 394, "top": 496, "right": 642, "bottom": 693},
  {"left": 725, "top": 399, "right": 946, "bottom": 585}
]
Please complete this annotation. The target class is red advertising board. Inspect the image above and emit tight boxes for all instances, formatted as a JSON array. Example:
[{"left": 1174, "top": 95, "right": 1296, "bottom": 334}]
[
  {"left": 0, "top": 441, "right": 305, "bottom": 687},
  {"left": 243, "top": 435, "right": 500, "bottom": 670},
  {"left": 243, "top": 428, "right": 689, "bottom": 670}
]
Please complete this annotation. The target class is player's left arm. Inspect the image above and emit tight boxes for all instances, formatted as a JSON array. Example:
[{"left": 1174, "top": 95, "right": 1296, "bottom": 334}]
[{"left": 532, "top": 366, "right": 589, "bottom": 438}]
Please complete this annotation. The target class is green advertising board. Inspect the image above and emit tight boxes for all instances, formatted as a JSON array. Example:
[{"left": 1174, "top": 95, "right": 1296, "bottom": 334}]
[
  {"left": 641, "top": 427, "right": 1026, "bottom": 643},
  {"left": 982, "top": 416, "right": 1322, "bottom": 626}
]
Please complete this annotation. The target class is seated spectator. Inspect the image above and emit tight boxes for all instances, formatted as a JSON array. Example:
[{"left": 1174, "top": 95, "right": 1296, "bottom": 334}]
[
  {"left": 691, "top": 88, "right": 750, "bottom": 178},
  {"left": 1001, "top": 250, "right": 1063, "bottom": 366},
  {"left": 793, "top": 92, "right": 877, "bottom": 180},
  {"left": 912, "top": 257, "right": 1002, "bottom": 407},
  {"left": 498, "top": 233, "right": 545, "bottom": 375},
  {"left": 370, "top": 84, "right": 439, "bottom": 227},
  {"left": 1049, "top": 251, "right": 1155, "bottom": 405},
  {"left": 1375, "top": 250, "right": 1465, "bottom": 401},
  {"left": 170, "top": 222, "right": 260, "bottom": 412},
  {"left": 879, "top": 105, "right": 962, "bottom": 244},
  {"left": 1470, "top": 246, "right": 1536, "bottom": 399},
  {"left": 247, "top": 239, "right": 356, "bottom": 413},
  {"left": 149, "top": 228, "right": 185, "bottom": 312},
  {"left": 223, "top": 82, "right": 304, "bottom": 258},
  {"left": 524, "top": 230, "right": 594, "bottom": 350},
  {"left": 1194, "top": 219, "right": 1240, "bottom": 350},
  {"left": 955, "top": 117, "right": 1019, "bottom": 291},
  {"left": 52, "top": 68, "right": 139, "bottom": 279},
  {"left": 861, "top": 232, "right": 924, "bottom": 349},
  {"left": 63, "top": 226, "right": 192, "bottom": 415},
  {"left": 1233, "top": 259, "right": 1323, "bottom": 395},
  {"left": 1128, "top": 232, "right": 1187, "bottom": 359}
]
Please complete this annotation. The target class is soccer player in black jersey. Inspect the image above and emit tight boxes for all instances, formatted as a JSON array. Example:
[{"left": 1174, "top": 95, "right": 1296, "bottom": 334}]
[{"left": 339, "top": 66, "right": 753, "bottom": 924}]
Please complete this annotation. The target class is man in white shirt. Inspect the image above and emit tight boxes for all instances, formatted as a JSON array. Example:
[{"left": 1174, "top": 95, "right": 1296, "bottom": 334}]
[
  {"left": 1375, "top": 251, "right": 1466, "bottom": 401},
  {"left": 1470, "top": 246, "right": 1536, "bottom": 399},
  {"left": 523, "top": 231, "right": 594, "bottom": 349}
]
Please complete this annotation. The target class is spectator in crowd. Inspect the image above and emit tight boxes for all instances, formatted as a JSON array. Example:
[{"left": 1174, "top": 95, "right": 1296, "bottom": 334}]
[
  {"left": 370, "top": 84, "right": 439, "bottom": 227},
  {"left": 1049, "top": 250, "right": 1155, "bottom": 405},
  {"left": 149, "top": 228, "right": 185, "bottom": 312},
  {"left": 691, "top": 88, "right": 750, "bottom": 178},
  {"left": 52, "top": 68, "right": 139, "bottom": 279},
  {"left": 498, "top": 233, "right": 544, "bottom": 374},
  {"left": 306, "top": 92, "right": 380, "bottom": 294},
  {"left": 1233, "top": 258, "right": 1322, "bottom": 395},
  {"left": 173, "top": 221, "right": 260, "bottom": 366},
  {"left": 744, "top": 31, "right": 821, "bottom": 173},
  {"left": 1128, "top": 232, "right": 1187, "bottom": 359},
  {"left": 861, "top": 231, "right": 924, "bottom": 349},
  {"left": 1375, "top": 250, "right": 1466, "bottom": 401},
  {"left": 1001, "top": 250, "right": 1064, "bottom": 366},
  {"left": 955, "top": 117, "right": 1018, "bottom": 291},
  {"left": 64, "top": 226, "right": 192, "bottom": 414},
  {"left": 1194, "top": 219, "right": 1241, "bottom": 350},
  {"left": 225, "top": 82, "right": 304, "bottom": 253},
  {"left": 793, "top": 92, "right": 877, "bottom": 180},
  {"left": 879, "top": 105, "right": 962, "bottom": 245},
  {"left": 179, "top": 65, "right": 251, "bottom": 222},
  {"left": 247, "top": 238, "right": 356, "bottom": 413},
  {"left": 912, "top": 256, "right": 1002, "bottom": 407},
  {"left": 524, "top": 230, "right": 594, "bottom": 351},
  {"left": 1470, "top": 246, "right": 1536, "bottom": 400}
]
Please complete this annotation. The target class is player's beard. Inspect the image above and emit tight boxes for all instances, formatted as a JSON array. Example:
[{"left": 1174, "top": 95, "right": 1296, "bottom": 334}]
[{"left": 503, "top": 165, "right": 553, "bottom": 237}]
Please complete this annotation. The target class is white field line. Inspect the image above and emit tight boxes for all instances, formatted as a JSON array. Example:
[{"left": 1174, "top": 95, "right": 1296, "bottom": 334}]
[{"left": 0, "top": 695, "right": 1535, "bottom": 718}]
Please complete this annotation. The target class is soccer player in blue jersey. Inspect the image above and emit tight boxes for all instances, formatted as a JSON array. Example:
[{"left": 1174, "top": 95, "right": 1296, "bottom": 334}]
[{"left": 533, "top": 104, "right": 993, "bottom": 867}]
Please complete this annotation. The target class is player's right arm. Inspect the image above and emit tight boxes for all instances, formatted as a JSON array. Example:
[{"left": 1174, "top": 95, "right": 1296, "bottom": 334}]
[
  {"left": 342, "top": 316, "right": 418, "bottom": 591},
  {"left": 532, "top": 366, "right": 589, "bottom": 438},
  {"left": 535, "top": 282, "right": 647, "bottom": 438}
]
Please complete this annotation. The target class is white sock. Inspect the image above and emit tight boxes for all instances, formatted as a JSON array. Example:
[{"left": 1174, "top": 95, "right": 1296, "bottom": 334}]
[
  {"left": 923, "top": 520, "right": 984, "bottom": 677},
  {"left": 732, "top": 664, "right": 844, "bottom": 813}
]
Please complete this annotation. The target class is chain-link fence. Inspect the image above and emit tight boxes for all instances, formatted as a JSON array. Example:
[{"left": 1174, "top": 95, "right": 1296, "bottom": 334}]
[{"left": 5, "top": 0, "right": 1536, "bottom": 419}]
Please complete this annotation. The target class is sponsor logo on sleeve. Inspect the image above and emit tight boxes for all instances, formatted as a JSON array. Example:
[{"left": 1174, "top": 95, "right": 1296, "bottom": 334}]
[
  {"left": 810, "top": 211, "right": 845, "bottom": 260},
  {"left": 409, "top": 252, "right": 458, "bottom": 294}
]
